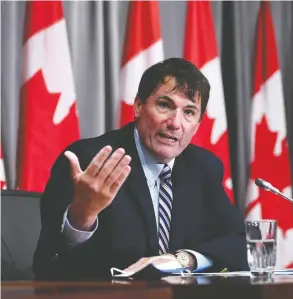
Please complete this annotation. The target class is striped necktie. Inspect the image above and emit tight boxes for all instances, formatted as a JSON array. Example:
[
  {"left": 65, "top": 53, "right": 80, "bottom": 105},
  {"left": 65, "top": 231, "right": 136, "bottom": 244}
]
[{"left": 158, "top": 164, "right": 173, "bottom": 255}]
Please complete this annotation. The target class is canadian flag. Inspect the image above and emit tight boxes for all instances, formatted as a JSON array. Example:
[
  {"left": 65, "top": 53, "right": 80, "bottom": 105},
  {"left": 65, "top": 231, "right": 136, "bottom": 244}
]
[
  {"left": 246, "top": 2, "right": 293, "bottom": 268},
  {"left": 119, "top": 0, "right": 164, "bottom": 127},
  {"left": 0, "top": 144, "right": 7, "bottom": 189},
  {"left": 184, "top": 1, "right": 234, "bottom": 202},
  {"left": 17, "top": 1, "right": 80, "bottom": 192}
]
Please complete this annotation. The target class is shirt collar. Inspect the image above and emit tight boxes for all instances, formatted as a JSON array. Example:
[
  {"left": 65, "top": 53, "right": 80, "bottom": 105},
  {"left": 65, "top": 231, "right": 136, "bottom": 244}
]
[{"left": 134, "top": 127, "right": 175, "bottom": 185}]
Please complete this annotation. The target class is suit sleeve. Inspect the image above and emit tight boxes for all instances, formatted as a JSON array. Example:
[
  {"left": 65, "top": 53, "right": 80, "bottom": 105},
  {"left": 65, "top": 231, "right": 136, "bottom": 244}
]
[
  {"left": 61, "top": 207, "right": 98, "bottom": 245},
  {"left": 192, "top": 155, "right": 249, "bottom": 272},
  {"left": 32, "top": 146, "right": 110, "bottom": 280}
]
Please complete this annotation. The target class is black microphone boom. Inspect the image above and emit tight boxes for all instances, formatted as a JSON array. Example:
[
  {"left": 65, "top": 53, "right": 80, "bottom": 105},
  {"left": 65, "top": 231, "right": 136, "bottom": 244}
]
[{"left": 255, "top": 178, "right": 293, "bottom": 204}]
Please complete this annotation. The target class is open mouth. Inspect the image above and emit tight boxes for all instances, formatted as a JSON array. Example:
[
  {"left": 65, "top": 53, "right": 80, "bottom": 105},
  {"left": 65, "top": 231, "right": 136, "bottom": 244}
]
[{"left": 158, "top": 133, "right": 179, "bottom": 143}]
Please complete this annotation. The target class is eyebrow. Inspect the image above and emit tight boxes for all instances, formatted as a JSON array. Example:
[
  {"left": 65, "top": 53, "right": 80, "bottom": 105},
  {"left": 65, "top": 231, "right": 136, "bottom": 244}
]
[{"left": 158, "top": 96, "right": 198, "bottom": 110}]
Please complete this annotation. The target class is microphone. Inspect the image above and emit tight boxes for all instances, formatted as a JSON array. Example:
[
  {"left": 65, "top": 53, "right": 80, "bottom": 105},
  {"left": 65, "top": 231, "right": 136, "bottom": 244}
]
[{"left": 255, "top": 178, "right": 293, "bottom": 204}]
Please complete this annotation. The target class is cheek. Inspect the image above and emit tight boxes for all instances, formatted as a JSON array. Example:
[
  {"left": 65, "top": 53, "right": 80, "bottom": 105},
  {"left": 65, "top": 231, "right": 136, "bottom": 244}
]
[
  {"left": 140, "top": 116, "right": 159, "bottom": 139},
  {"left": 144, "top": 118, "right": 157, "bottom": 131},
  {"left": 144, "top": 114, "right": 162, "bottom": 131},
  {"left": 182, "top": 124, "right": 199, "bottom": 141}
]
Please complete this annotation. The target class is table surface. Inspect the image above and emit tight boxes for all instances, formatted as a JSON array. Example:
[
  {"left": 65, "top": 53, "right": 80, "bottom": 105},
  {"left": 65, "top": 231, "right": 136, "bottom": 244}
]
[{"left": 2, "top": 275, "right": 293, "bottom": 299}]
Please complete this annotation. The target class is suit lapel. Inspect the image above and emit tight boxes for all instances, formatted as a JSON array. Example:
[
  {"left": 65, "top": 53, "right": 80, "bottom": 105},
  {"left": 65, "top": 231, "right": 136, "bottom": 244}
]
[
  {"left": 169, "top": 152, "right": 203, "bottom": 251},
  {"left": 121, "top": 125, "right": 159, "bottom": 255}
]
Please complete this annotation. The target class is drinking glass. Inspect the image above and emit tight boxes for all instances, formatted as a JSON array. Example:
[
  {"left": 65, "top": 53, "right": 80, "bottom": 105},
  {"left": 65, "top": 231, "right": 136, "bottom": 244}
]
[{"left": 245, "top": 220, "right": 277, "bottom": 277}]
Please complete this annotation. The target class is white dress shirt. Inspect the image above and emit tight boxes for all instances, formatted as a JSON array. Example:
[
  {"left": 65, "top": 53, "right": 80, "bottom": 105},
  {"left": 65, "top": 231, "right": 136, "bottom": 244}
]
[{"left": 62, "top": 128, "right": 212, "bottom": 271}]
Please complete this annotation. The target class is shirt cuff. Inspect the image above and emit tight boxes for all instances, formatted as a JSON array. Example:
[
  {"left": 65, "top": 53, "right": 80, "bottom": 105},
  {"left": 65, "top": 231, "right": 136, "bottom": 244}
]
[
  {"left": 61, "top": 206, "right": 98, "bottom": 246},
  {"left": 180, "top": 249, "right": 213, "bottom": 271}
]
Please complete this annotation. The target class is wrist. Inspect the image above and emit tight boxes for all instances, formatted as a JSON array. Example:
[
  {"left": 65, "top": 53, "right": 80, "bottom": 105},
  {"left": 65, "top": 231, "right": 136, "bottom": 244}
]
[{"left": 68, "top": 203, "right": 97, "bottom": 231}]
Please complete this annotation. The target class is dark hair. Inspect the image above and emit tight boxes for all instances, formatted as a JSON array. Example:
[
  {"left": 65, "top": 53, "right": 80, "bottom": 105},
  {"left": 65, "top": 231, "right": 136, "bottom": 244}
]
[{"left": 137, "top": 58, "right": 210, "bottom": 120}]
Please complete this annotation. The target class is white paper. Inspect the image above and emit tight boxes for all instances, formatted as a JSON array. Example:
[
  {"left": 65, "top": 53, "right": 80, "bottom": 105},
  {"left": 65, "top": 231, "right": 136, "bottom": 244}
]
[
  {"left": 170, "top": 269, "right": 293, "bottom": 277},
  {"left": 171, "top": 271, "right": 251, "bottom": 277},
  {"left": 274, "top": 269, "right": 293, "bottom": 275}
]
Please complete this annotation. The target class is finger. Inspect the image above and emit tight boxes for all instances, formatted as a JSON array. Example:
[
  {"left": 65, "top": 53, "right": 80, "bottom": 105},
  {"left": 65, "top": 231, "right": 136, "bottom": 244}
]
[
  {"left": 124, "top": 258, "right": 145, "bottom": 271},
  {"left": 109, "top": 166, "right": 131, "bottom": 195},
  {"left": 129, "top": 258, "right": 150, "bottom": 273},
  {"left": 123, "top": 258, "right": 147, "bottom": 273},
  {"left": 86, "top": 146, "right": 112, "bottom": 177},
  {"left": 97, "top": 148, "right": 126, "bottom": 182},
  {"left": 104, "top": 155, "right": 131, "bottom": 188},
  {"left": 152, "top": 255, "right": 175, "bottom": 264},
  {"left": 64, "top": 151, "right": 82, "bottom": 179}
]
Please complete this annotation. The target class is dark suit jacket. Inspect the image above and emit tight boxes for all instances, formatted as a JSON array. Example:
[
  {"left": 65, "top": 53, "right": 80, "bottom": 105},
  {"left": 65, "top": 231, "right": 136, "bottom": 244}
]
[{"left": 33, "top": 122, "right": 248, "bottom": 280}]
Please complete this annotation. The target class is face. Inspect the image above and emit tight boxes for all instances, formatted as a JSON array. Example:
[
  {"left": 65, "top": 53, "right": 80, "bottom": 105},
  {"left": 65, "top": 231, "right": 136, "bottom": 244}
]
[{"left": 134, "top": 77, "right": 202, "bottom": 163}]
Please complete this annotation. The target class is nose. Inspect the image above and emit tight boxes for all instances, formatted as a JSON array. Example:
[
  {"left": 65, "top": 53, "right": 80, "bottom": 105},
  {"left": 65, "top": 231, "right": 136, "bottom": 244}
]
[{"left": 166, "top": 109, "right": 181, "bottom": 130}]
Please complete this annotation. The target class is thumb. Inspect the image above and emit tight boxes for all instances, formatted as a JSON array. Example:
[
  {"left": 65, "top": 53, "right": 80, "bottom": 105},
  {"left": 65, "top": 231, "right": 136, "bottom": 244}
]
[{"left": 64, "top": 151, "right": 82, "bottom": 179}]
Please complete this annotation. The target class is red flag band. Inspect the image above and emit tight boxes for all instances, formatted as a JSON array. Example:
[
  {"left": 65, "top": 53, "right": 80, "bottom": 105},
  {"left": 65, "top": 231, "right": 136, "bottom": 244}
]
[
  {"left": 17, "top": 1, "right": 80, "bottom": 192},
  {"left": 0, "top": 144, "right": 7, "bottom": 190},
  {"left": 119, "top": 0, "right": 164, "bottom": 128},
  {"left": 184, "top": 1, "right": 234, "bottom": 202},
  {"left": 246, "top": 2, "right": 293, "bottom": 269}
]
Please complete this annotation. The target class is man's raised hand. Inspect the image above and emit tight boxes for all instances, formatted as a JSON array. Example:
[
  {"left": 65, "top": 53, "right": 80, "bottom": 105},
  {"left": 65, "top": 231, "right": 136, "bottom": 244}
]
[{"left": 64, "top": 146, "right": 131, "bottom": 230}]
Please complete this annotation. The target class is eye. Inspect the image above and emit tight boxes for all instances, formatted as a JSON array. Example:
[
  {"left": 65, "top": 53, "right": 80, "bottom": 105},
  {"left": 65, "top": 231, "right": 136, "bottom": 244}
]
[
  {"left": 158, "top": 101, "right": 170, "bottom": 109},
  {"left": 184, "top": 109, "right": 195, "bottom": 116}
]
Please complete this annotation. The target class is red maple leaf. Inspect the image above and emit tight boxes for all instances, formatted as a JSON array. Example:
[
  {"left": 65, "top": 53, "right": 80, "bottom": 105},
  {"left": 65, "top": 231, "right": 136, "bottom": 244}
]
[
  {"left": 18, "top": 70, "right": 79, "bottom": 192},
  {"left": 192, "top": 114, "right": 234, "bottom": 202},
  {"left": 247, "top": 116, "right": 293, "bottom": 233}
]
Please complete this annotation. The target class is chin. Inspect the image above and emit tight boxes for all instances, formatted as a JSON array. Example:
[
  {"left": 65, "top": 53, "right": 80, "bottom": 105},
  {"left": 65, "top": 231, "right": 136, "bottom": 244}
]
[
  {"left": 149, "top": 143, "right": 180, "bottom": 161},
  {"left": 155, "top": 150, "right": 179, "bottom": 162}
]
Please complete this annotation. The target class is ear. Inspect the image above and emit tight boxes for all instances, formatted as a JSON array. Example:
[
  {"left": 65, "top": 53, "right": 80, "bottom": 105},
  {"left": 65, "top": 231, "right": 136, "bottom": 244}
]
[{"left": 134, "top": 97, "right": 143, "bottom": 118}]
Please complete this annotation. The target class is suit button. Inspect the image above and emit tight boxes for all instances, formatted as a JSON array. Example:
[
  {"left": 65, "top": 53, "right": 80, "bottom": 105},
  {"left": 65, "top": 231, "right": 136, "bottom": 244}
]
[{"left": 50, "top": 253, "right": 59, "bottom": 262}]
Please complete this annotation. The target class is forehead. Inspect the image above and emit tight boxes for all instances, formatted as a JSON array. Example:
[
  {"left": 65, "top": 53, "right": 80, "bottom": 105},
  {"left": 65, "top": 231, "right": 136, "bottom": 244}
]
[{"left": 154, "top": 76, "right": 201, "bottom": 105}]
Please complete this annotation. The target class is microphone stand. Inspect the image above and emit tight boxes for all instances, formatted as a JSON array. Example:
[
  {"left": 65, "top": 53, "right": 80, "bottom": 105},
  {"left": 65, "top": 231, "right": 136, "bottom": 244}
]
[{"left": 273, "top": 190, "right": 293, "bottom": 204}]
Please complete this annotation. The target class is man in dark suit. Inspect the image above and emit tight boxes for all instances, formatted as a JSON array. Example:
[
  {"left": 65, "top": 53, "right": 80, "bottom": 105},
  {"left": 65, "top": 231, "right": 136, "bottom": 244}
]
[{"left": 33, "top": 58, "right": 248, "bottom": 280}]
